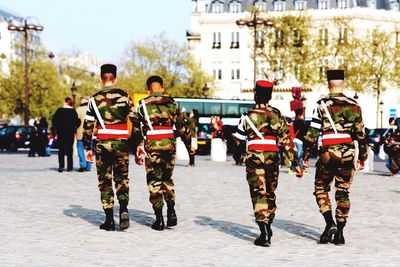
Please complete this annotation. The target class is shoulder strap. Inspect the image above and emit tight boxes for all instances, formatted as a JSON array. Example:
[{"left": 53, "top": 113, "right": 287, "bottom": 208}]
[
  {"left": 244, "top": 115, "right": 264, "bottom": 140},
  {"left": 321, "top": 100, "right": 337, "bottom": 134},
  {"left": 89, "top": 97, "right": 106, "bottom": 129},
  {"left": 141, "top": 99, "right": 154, "bottom": 131}
]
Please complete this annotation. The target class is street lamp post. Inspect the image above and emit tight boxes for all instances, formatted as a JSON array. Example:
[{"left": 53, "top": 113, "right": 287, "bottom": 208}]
[
  {"left": 202, "top": 83, "right": 209, "bottom": 99},
  {"left": 236, "top": 12, "right": 273, "bottom": 87},
  {"left": 8, "top": 18, "right": 43, "bottom": 126},
  {"left": 380, "top": 100, "right": 384, "bottom": 128}
]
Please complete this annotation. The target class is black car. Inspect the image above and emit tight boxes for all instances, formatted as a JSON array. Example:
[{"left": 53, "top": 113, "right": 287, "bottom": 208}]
[{"left": 0, "top": 125, "right": 36, "bottom": 151}]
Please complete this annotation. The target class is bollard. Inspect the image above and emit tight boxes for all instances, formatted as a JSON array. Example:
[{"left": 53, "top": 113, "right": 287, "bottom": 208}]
[
  {"left": 176, "top": 137, "right": 189, "bottom": 161},
  {"left": 211, "top": 138, "right": 227, "bottom": 162}
]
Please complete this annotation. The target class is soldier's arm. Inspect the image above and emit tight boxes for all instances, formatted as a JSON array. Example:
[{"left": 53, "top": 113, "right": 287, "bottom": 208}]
[
  {"left": 353, "top": 106, "right": 368, "bottom": 161},
  {"left": 132, "top": 102, "right": 145, "bottom": 148},
  {"left": 303, "top": 106, "right": 322, "bottom": 161},
  {"left": 174, "top": 103, "right": 192, "bottom": 151},
  {"left": 277, "top": 114, "right": 299, "bottom": 167},
  {"left": 82, "top": 99, "right": 96, "bottom": 151}
]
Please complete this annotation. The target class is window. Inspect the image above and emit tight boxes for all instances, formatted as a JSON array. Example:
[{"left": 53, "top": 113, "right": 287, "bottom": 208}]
[
  {"left": 213, "top": 63, "right": 222, "bottom": 80},
  {"left": 368, "top": 0, "right": 376, "bottom": 9},
  {"left": 222, "top": 103, "right": 239, "bottom": 116},
  {"left": 211, "top": 1, "right": 224, "bottom": 13},
  {"left": 338, "top": 0, "right": 348, "bottom": 9},
  {"left": 294, "top": 0, "right": 307, "bottom": 10},
  {"left": 255, "top": 1, "right": 267, "bottom": 12},
  {"left": 212, "top": 32, "right": 221, "bottom": 49},
  {"left": 294, "top": 30, "right": 303, "bottom": 47},
  {"left": 231, "top": 62, "right": 240, "bottom": 80},
  {"left": 229, "top": 1, "right": 242, "bottom": 13},
  {"left": 204, "top": 103, "right": 221, "bottom": 115},
  {"left": 396, "top": 32, "right": 400, "bottom": 44},
  {"left": 230, "top": 32, "right": 240, "bottom": 49},
  {"left": 275, "top": 30, "right": 284, "bottom": 46},
  {"left": 319, "top": 28, "right": 328, "bottom": 45},
  {"left": 256, "top": 31, "right": 264, "bottom": 48},
  {"left": 339, "top": 27, "right": 347, "bottom": 44},
  {"left": 274, "top": 1, "right": 286, "bottom": 12},
  {"left": 274, "top": 59, "right": 283, "bottom": 81},
  {"left": 318, "top": 0, "right": 329, "bottom": 9},
  {"left": 256, "top": 60, "right": 267, "bottom": 80},
  {"left": 319, "top": 59, "right": 329, "bottom": 79}
]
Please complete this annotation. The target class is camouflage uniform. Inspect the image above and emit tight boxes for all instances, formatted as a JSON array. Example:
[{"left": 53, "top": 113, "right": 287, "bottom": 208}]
[
  {"left": 303, "top": 93, "right": 368, "bottom": 223},
  {"left": 234, "top": 103, "right": 299, "bottom": 224},
  {"left": 83, "top": 86, "right": 136, "bottom": 210},
  {"left": 133, "top": 92, "right": 190, "bottom": 212}
]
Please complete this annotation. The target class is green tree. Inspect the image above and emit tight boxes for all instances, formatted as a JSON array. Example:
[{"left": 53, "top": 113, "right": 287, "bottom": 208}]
[
  {"left": 0, "top": 55, "right": 68, "bottom": 121},
  {"left": 347, "top": 29, "right": 400, "bottom": 127},
  {"left": 119, "top": 33, "right": 211, "bottom": 97}
]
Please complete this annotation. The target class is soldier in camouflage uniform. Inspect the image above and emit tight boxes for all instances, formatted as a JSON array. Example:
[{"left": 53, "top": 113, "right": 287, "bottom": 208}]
[
  {"left": 83, "top": 64, "right": 137, "bottom": 231},
  {"left": 303, "top": 70, "right": 367, "bottom": 245},
  {"left": 133, "top": 75, "right": 191, "bottom": 231},
  {"left": 233, "top": 80, "right": 303, "bottom": 247}
]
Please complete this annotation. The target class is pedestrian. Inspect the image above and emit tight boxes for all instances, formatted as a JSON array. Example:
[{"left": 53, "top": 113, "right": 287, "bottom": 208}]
[
  {"left": 383, "top": 130, "right": 400, "bottom": 176},
  {"left": 302, "top": 69, "right": 368, "bottom": 246},
  {"left": 83, "top": 64, "right": 136, "bottom": 231},
  {"left": 35, "top": 116, "right": 49, "bottom": 157},
  {"left": 232, "top": 80, "right": 303, "bottom": 247},
  {"left": 76, "top": 96, "right": 92, "bottom": 172},
  {"left": 52, "top": 98, "right": 80, "bottom": 172},
  {"left": 210, "top": 115, "right": 223, "bottom": 138},
  {"left": 185, "top": 109, "right": 199, "bottom": 166},
  {"left": 133, "top": 75, "right": 192, "bottom": 231},
  {"left": 289, "top": 109, "right": 307, "bottom": 174}
]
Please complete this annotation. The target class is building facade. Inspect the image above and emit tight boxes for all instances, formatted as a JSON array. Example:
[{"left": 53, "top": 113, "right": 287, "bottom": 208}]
[{"left": 188, "top": 0, "right": 400, "bottom": 127}]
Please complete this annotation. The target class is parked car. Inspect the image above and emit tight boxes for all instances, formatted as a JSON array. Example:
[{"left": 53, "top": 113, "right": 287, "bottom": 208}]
[
  {"left": 367, "top": 126, "right": 397, "bottom": 154},
  {"left": 0, "top": 125, "right": 36, "bottom": 151}
]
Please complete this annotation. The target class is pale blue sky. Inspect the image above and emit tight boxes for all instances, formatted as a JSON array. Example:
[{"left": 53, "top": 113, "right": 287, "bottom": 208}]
[{"left": 1, "top": 0, "right": 193, "bottom": 63}]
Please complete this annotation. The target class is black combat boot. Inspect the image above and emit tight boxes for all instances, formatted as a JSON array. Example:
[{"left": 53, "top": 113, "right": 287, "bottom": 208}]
[
  {"left": 119, "top": 201, "right": 130, "bottom": 230},
  {"left": 99, "top": 208, "right": 115, "bottom": 231},
  {"left": 334, "top": 221, "right": 346, "bottom": 245},
  {"left": 151, "top": 209, "right": 165, "bottom": 231},
  {"left": 166, "top": 199, "right": 177, "bottom": 227},
  {"left": 254, "top": 222, "right": 272, "bottom": 247},
  {"left": 319, "top": 211, "right": 337, "bottom": 244}
]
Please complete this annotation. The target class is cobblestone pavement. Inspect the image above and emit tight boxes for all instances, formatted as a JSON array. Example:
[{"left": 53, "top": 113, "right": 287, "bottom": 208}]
[{"left": 0, "top": 151, "right": 399, "bottom": 266}]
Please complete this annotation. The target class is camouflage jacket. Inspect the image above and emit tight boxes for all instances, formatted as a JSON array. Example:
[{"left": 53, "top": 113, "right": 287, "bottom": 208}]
[
  {"left": 233, "top": 103, "right": 299, "bottom": 166},
  {"left": 133, "top": 92, "right": 190, "bottom": 152},
  {"left": 82, "top": 85, "right": 136, "bottom": 151},
  {"left": 303, "top": 93, "right": 368, "bottom": 161}
]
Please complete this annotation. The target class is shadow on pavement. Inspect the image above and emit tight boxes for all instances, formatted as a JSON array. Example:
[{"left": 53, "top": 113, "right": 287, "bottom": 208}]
[
  {"left": 63, "top": 205, "right": 154, "bottom": 228},
  {"left": 273, "top": 219, "right": 320, "bottom": 241},
  {"left": 194, "top": 216, "right": 258, "bottom": 243},
  {"left": 390, "top": 190, "right": 400, "bottom": 194}
]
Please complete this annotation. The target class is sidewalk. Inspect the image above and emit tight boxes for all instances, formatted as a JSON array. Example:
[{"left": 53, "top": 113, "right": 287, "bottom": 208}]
[{"left": 0, "top": 151, "right": 399, "bottom": 266}]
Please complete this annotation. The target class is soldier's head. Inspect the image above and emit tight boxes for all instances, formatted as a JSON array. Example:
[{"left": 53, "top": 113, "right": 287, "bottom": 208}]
[
  {"left": 327, "top": 69, "right": 345, "bottom": 93},
  {"left": 100, "top": 64, "right": 117, "bottom": 86},
  {"left": 254, "top": 80, "right": 273, "bottom": 104},
  {"left": 146, "top": 75, "right": 164, "bottom": 94}
]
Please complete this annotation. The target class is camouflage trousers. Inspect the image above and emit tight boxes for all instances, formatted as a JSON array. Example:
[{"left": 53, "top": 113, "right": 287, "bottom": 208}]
[
  {"left": 94, "top": 140, "right": 130, "bottom": 210},
  {"left": 314, "top": 146, "right": 355, "bottom": 223},
  {"left": 145, "top": 150, "right": 176, "bottom": 211},
  {"left": 245, "top": 151, "right": 280, "bottom": 224}
]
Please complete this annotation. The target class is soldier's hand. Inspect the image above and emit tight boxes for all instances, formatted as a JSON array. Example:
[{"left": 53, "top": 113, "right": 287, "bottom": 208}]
[
  {"left": 136, "top": 145, "right": 147, "bottom": 158},
  {"left": 135, "top": 156, "right": 144, "bottom": 166},
  {"left": 302, "top": 159, "right": 310, "bottom": 168},
  {"left": 190, "top": 147, "right": 196, "bottom": 155},
  {"left": 85, "top": 150, "right": 93, "bottom": 163},
  {"left": 295, "top": 165, "right": 304, "bottom": 178},
  {"left": 355, "top": 160, "right": 365, "bottom": 171}
]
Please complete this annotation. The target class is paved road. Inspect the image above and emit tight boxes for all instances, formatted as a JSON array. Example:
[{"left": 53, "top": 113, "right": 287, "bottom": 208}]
[{"left": 0, "top": 151, "right": 398, "bottom": 266}]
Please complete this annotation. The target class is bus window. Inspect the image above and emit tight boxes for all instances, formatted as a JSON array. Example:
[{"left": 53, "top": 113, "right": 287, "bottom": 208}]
[
  {"left": 177, "top": 101, "right": 203, "bottom": 113},
  {"left": 204, "top": 102, "right": 221, "bottom": 115},
  {"left": 222, "top": 103, "right": 239, "bottom": 116},
  {"left": 239, "top": 104, "right": 253, "bottom": 114}
]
